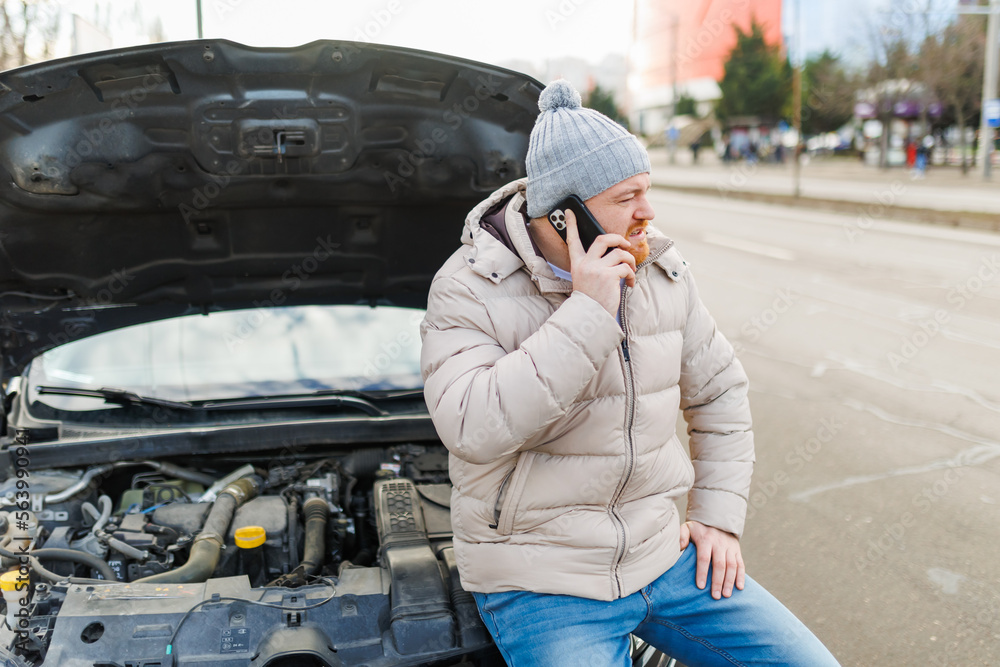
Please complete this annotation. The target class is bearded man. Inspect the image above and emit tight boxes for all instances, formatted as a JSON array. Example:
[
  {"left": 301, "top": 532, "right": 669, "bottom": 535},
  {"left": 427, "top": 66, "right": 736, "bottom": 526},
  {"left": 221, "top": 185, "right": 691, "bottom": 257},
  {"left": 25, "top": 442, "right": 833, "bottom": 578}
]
[{"left": 420, "top": 80, "right": 839, "bottom": 666}]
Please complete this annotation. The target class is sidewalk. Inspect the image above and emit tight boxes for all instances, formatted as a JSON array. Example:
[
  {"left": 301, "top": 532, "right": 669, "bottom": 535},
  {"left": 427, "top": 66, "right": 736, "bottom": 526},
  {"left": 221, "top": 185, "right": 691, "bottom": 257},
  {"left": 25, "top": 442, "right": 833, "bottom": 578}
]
[{"left": 649, "top": 149, "right": 1000, "bottom": 231}]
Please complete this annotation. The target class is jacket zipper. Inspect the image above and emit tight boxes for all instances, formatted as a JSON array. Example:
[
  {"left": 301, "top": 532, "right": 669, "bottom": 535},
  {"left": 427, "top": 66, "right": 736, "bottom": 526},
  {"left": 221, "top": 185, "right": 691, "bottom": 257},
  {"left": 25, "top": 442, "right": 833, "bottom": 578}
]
[
  {"left": 489, "top": 467, "right": 516, "bottom": 529},
  {"left": 608, "top": 243, "right": 673, "bottom": 597}
]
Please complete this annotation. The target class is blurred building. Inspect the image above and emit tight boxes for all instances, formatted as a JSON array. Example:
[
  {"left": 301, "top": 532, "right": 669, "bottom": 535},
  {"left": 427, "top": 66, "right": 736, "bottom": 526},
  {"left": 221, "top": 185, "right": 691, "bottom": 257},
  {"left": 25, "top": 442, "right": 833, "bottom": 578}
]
[{"left": 629, "top": 0, "right": 783, "bottom": 135}]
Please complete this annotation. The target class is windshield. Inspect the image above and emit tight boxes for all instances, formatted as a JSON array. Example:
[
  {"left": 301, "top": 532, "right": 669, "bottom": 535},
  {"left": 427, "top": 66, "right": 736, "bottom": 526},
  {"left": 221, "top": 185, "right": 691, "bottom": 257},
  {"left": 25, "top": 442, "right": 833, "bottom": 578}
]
[{"left": 27, "top": 305, "right": 424, "bottom": 412}]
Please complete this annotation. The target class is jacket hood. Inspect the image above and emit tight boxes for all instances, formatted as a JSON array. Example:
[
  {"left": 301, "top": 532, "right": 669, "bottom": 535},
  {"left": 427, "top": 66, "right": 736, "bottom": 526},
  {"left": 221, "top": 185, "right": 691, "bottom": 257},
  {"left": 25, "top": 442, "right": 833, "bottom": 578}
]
[{"left": 0, "top": 40, "right": 543, "bottom": 377}]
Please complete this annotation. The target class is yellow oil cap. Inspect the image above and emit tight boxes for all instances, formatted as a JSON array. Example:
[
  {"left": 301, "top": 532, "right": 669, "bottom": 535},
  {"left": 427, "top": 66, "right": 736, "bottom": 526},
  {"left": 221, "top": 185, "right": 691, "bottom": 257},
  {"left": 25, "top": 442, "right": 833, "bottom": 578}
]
[
  {"left": 234, "top": 526, "right": 266, "bottom": 549},
  {"left": 0, "top": 570, "right": 27, "bottom": 592}
]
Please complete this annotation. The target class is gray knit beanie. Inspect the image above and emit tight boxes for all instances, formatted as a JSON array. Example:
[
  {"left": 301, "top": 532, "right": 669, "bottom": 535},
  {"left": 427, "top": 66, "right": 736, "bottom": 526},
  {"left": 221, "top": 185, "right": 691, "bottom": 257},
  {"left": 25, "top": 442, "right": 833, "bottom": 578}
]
[{"left": 525, "top": 79, "right": 650, "bottom": 219}]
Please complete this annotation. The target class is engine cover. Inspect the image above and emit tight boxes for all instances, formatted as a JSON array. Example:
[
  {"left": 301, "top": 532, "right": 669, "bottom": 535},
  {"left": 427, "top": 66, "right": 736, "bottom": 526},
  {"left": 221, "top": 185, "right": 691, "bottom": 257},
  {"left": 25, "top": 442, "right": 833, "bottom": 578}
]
[{"left": 39, "top": 571, "right": 492, "bottom": 666}]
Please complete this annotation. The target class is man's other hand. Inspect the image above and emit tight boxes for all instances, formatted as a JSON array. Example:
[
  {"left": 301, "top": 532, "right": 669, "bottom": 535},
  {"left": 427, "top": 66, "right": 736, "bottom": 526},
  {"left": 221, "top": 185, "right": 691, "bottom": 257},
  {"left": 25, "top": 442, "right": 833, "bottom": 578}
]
[
  {"left": 679, "top": 520, "right": 745, "bottom": 600},
  {"left": 565, "top": 209, "right": 636, "bottom": 317}
]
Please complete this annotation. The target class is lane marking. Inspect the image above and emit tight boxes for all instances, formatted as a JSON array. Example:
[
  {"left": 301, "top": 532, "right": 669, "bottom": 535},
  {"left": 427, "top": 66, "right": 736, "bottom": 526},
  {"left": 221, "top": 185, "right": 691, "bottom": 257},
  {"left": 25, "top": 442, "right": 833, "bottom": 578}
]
[
  {"left": 826, "top": 352, "right": 1000, "bottom": 414},
  {"left": 702, "top": 233, "right": 797, "bottom": 261},
  {"left": 788, "top": 399, "right": 1000, "bottom": 502}
]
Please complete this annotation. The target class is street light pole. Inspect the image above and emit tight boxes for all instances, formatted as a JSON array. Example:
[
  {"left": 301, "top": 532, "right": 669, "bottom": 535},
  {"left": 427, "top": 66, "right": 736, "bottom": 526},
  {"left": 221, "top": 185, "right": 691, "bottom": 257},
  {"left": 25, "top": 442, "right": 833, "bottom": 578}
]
[
  {"left": 668, "top": 13, "right": 679, "bottom": 165},
  {"left": 978, "top": 0, "right": 998, "bottom": 179},
  {"left": 792, "top": 0, "right": 802, "bottom": 197},
  {"left": 196, "top": 0, "right": 204, "bottom": 39}
]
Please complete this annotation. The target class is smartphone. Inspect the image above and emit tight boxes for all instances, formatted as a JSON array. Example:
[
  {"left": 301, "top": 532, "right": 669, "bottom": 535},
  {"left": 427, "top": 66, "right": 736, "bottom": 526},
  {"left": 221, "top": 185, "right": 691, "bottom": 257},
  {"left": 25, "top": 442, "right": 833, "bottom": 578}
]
[{"left": 547, "top": 195, "right": 607, "bottom": 252}]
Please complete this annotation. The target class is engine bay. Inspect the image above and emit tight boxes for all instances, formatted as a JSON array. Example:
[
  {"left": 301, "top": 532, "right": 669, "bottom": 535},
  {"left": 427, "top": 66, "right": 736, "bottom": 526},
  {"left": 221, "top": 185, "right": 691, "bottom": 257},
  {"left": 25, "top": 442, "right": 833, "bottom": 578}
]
[{"left": 0, "top": 444, "right": 495, "bottom": 667}]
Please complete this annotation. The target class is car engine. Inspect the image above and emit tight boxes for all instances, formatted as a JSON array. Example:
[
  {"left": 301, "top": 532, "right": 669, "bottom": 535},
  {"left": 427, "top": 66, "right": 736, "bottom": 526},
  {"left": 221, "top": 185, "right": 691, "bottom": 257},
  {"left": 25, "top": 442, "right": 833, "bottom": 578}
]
[{"left": 0, "top": 445, "right": 498, "bottom": 666}]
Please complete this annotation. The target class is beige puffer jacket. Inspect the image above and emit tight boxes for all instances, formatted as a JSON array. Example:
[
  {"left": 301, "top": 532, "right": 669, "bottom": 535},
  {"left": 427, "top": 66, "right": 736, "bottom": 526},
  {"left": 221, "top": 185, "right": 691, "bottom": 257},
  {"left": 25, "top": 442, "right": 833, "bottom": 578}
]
[{"left": 420, "top": 179, "right": 754, "bottom": 602}]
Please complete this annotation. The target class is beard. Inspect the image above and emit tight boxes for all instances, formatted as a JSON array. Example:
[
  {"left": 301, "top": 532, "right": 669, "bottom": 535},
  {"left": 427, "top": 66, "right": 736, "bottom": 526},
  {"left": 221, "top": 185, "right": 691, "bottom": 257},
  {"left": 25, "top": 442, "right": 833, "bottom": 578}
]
[{"left": 627, "top": 221, "right": 650, "bottom": 265}]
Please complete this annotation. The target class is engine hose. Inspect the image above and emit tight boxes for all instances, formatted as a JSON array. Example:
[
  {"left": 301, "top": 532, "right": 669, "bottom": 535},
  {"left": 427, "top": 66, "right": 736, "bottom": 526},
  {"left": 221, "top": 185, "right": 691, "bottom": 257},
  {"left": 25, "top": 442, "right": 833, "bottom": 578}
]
[
  {"left": 0, "top": 546, "right": 117, "bottom": 581},
  {"left": 299, "top": 497, "right": 330, "bottom": 575},
  {"left": 267, "top": 497, "right": 329, "bottom": 587},
  {"left": 28, "top": 557, "right": 107, "bottom": 586},
  {"left": 43, "top": 465, "right": 113, "bottom": 504},
  {"left": 81, "top": 495, "right": 113, "bottom": 533},
  {"left": 340, "top": 449, "right": 387, "bottom": 478},
  {"left": 133, "top": 475, "right": 262, "bottom": 585},
  {"left": 44, "top": 462, "right": 212, "bottom": 507},
  {"left": 141, "top": 461, "right": 216, "bottom": 487},
  {"left": 81, "top": 496, "right": 148, "bottom": 562}
]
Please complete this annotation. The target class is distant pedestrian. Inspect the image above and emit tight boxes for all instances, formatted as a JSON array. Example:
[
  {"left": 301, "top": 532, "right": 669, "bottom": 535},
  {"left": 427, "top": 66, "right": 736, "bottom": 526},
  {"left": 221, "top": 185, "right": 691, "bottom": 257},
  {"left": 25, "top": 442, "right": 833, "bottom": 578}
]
[
  {"left": 905, "top": 139, "right": 917, "bottom": 170},
  {"left": 914, "top": 135, "right": 933, "bottom": 178},
  {"left": 690, "top": 137, "right": 701, "bottom": 164}
]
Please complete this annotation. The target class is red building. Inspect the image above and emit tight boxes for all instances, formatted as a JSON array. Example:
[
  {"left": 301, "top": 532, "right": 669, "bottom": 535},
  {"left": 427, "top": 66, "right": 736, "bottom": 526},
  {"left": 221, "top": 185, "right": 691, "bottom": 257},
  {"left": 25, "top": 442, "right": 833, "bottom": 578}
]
[{"left": 629, "top": 0, "right": 784, "bottom": 134}]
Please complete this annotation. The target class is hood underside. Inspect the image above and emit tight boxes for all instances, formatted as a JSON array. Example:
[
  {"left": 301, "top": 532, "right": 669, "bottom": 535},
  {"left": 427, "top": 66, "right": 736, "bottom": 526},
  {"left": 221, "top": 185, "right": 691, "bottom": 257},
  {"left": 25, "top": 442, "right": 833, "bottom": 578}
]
[{"left": 0, "top": 40, "right": 542, "bottom": 376}]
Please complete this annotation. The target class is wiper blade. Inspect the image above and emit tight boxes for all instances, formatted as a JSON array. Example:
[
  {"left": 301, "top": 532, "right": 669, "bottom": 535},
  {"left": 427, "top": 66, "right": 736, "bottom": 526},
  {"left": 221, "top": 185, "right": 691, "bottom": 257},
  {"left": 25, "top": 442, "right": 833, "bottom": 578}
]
[
  {"left": 35, "top": 387, "right": 416, "bottom": 417},
  {"left": 317, "top": 388, "right": 424, "bottom": 401},
  {"left": 196, "top": 393, "right": 388, "bottom": 416},
  {"left": 36, "top": 386, "right": 196, "bottom": 410}
]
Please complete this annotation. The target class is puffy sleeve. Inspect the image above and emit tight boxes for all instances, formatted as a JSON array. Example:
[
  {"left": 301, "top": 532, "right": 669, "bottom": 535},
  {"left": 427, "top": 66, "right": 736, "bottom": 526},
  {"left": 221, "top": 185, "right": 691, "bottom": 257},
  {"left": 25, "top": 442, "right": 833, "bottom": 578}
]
[
  {"left": 678, "top": 271, "right": 755, "bottom": 538},
  {"left": 420, "top": 271, "right": 623, "bottom": 465}
]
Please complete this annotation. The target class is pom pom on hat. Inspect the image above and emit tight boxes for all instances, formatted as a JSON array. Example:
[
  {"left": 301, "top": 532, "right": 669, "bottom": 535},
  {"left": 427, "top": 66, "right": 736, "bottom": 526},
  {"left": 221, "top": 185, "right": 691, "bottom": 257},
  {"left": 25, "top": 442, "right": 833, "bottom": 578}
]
[{"left": 538, "top": 79, "right": 582, "bottom": 112}]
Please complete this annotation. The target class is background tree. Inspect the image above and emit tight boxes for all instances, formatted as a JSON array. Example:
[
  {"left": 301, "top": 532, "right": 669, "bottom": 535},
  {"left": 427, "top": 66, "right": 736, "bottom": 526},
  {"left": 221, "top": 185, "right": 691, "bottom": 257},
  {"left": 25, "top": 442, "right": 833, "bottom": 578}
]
[
  {"left": 674, "top": 93, "right": 698, "bottom": 117},
  {"left": 0, "top": 0, "right": 60, "bottom": 71},
  {"left": 801, "top": 50, "right": 858, "bottom": 136},
  {"left": 919, "top": 15, "right": 986, "bottom": 174},
  {"left": 716, "top": 19, "right": 792, "bottom": 123},
  {"left": 859, "top": 0, "right": 951, "bottom": 169},
  {"left": 584, "top": 83, "right": 629, "bottom": 129},
  {"left": 862, "top": 31, "right": 919, "bottom": 169}
]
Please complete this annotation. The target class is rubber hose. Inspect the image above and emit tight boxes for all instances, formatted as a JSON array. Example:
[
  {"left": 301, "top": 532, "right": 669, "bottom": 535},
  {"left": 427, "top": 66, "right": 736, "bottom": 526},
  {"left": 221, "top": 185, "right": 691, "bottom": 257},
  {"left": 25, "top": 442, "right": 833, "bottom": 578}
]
[
  {"left": 133, "top": 476, "right": 261, "bottom": 584},
  {"left": 299, "top": 497, "right": 330, "bottom": 575},
  {"left": 340, "top": 449, "right": 386, "bottom": 478},
  {"left": 44, "top": 464, "right": 113, "bottom": 504},
  {"left": 144, "top": 461, "right": 216, "bottom": 487},
  {"left": 266, "top": 497, "right": 329, "bottom": 587},
  {"left": 28, "top": 556, "right": 107, "bottom": 586},
  {"left": 0, "top": 546, "right": 117, "bottom": 581},
  {"left": 81, "top": 495, "right": 113, "bottom": 533}
]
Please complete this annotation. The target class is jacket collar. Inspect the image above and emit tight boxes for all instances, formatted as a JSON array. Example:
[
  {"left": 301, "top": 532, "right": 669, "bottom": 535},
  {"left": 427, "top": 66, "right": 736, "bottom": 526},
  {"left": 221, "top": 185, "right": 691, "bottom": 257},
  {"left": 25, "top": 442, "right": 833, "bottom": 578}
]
[{"left": 462, "top": 179, "right": 569, "bottom": 293}]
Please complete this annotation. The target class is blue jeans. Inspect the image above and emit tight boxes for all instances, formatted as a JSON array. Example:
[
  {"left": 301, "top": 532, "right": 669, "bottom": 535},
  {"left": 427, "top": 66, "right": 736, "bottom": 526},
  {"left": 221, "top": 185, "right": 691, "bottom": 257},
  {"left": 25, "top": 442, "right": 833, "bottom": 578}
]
[{"left": 472, "top": 546, "right": 840, "bottom": 666}]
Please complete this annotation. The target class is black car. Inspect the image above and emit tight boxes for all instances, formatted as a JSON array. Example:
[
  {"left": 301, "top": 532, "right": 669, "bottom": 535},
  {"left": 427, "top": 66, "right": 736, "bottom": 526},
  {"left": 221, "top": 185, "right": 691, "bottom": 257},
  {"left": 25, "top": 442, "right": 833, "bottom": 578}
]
[{"left": 0, "top": 39, "right": 542, "bottom": 667}]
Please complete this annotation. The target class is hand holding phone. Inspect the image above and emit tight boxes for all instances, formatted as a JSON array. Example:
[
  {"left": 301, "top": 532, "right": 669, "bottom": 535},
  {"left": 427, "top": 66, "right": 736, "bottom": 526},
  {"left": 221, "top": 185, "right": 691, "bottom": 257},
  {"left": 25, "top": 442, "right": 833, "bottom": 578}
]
[
  {"left": 546, "top": 194, "right": 636, "bottom": 316},
  {"left": 547, "top": 195, "right": 607, "bottom": 252}
]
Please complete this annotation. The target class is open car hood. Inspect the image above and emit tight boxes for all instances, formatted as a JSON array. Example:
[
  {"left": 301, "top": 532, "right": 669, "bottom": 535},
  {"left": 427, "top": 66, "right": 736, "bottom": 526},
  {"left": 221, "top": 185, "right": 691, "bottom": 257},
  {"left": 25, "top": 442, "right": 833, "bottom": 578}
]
[{"left": 0, "top": 40, "right": 542, "bottom": 376}]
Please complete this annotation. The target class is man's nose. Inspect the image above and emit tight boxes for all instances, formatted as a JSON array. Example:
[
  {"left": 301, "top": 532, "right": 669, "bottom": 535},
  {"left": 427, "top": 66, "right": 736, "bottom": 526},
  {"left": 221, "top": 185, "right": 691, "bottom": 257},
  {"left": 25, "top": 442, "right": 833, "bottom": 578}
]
[{"left": 635, "top": 196, "right": 655, "bottom": 221}]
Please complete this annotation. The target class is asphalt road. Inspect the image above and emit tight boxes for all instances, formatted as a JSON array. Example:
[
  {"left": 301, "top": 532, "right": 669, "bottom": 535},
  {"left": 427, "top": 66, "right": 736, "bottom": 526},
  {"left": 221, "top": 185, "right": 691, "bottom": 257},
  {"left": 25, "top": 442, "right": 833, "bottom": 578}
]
[{"left": 655, "top": 190, "right": 1000, "bottom": 666}]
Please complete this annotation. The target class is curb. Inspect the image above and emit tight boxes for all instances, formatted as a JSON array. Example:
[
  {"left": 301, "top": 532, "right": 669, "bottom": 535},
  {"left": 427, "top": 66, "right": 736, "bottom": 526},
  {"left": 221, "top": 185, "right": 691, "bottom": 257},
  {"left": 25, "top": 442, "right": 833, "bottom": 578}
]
[{"left": 651, "top": 183, "right": 1000, "bottom": 233}]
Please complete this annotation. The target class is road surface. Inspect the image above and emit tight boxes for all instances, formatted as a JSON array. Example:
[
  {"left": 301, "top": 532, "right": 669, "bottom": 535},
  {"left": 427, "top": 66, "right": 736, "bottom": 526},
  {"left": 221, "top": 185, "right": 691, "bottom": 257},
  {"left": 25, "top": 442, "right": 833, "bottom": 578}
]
[{"left": 656, "top": 189, "right": 1000, "bottom": 666}]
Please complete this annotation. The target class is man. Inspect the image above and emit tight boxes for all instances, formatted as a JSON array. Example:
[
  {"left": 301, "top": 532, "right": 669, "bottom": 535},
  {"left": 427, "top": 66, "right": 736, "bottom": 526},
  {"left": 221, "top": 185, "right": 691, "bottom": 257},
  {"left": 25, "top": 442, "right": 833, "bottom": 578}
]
[{"left": 420, "top": 80, "right": 838, "bottom": 666}]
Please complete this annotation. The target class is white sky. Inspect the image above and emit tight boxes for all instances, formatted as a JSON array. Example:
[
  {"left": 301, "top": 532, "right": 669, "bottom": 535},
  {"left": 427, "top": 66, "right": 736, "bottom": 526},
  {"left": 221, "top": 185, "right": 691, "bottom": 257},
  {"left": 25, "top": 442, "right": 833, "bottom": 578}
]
[
  {"left": 68, "top": 0, "right": 637, "bottom": 70},
  {"left": 54, "top": 0, "right": 965, "bottom": 72}
]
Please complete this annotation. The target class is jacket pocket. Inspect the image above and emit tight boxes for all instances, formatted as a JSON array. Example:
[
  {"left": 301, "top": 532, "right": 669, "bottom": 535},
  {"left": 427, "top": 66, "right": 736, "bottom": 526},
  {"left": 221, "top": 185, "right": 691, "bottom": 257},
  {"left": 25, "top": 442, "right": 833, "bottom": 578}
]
[{"left": 492, "top": 451, "right": 536, "bottom": 536}]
